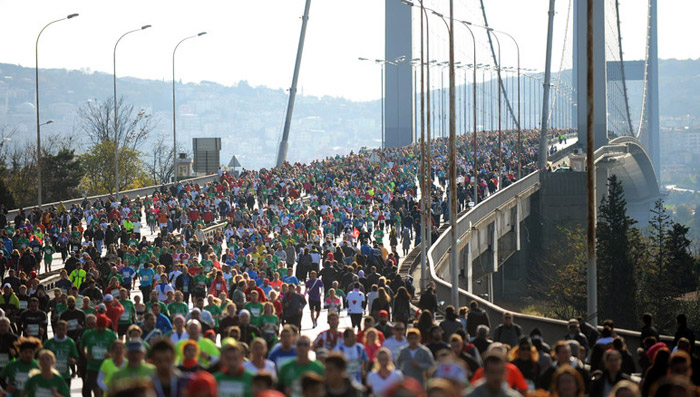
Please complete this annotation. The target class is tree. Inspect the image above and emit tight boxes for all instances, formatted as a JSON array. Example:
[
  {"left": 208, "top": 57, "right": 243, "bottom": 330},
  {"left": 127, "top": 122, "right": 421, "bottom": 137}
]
[
  {"left": 78, "top": 141, "right": 150, "bottom": 195},
  {"left": 41, "top": 147, "right": 82, "bottom": 203},
  {"left": 528, "top": 226, "right": 588, "bottom": 320},
  {"left": 144, "top": 133, "right": 190, "bottom": 186},
  {"left": 77, "top": 96, "right": 156, "bottom": 194},
  {"left": 596, "top": 175, "right": 640, "bottom": 328},
  {"left": 77, "top": 96, "right": 156, "bottom": 151},
  {"left": 637, "top": 200, "right": 678, "bottom": 331},
  {"left": 665, "top": 222, "right": 698, "bottom": 294}
]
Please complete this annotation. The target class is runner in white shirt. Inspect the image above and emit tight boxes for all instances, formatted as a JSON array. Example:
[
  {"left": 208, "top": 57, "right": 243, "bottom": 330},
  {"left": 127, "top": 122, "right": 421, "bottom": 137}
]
[
  {"left": 333, "top": 329, "right": 368, "bottom": 384},
  {"left": 366, "top": 348, "right": 404, "bottom": 397},
  {"left": 243, "top": 338, "right": 278, "bottom": 381},
  {"left": 346, "top": 282, "right": 366, "bottom": 331},
  {"left": 382, "top": 322, "right": 409, "bottom": 363}
]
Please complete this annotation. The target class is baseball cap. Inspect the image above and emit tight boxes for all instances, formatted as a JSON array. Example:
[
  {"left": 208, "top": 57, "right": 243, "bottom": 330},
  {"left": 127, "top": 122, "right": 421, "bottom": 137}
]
[
  {"left": 378, "top": 310, "right": 389, "bottom": 318},
  {"left": 104, "top": 294, "right": 114, "bottom": 302},
  {"left": 187, "top": 371, "right": 217, "bottom": 397},
  {"left": 2, "top": 283, "right": 10, "bottom": 289},
  {"left": 126, "top": 339, "right": 146, "bottom": 353},
  {"left": 96, "top": 303, "right": 107, "bottom": 312}
]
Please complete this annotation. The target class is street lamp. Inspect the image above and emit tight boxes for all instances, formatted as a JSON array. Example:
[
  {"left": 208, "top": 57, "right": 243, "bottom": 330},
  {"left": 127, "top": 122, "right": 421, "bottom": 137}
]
[
  {"left": 114, "top": 24, "right": 151, "bottom": 198},
  {"left": 173, "top": 32, "right": 206, "bottom": 183},
  {"left": 40, "top": 120, "right": 54, "bottom": 126},
  {"left": 429, "top": 6, "right": 459, "bottom": 308},
  {"left": 358, "top": 57, "right": 386, "bottom": 148},
  {"left": 35, "top": 13, "right": 79, "bottom": 207},
  {"left": 400, "top": 0, "right": 434, "bottom": 291}
]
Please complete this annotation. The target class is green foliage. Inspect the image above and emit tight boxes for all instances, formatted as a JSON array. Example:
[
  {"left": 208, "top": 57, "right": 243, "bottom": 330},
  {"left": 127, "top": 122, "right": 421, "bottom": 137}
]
[
  {"left": 78, "top": 141, "right": 150, "bottom": 195},
  {"left": 0, "top": 177, "right": 15, "bottom": 209},
  {"left": 41, "top": 147, "right": 82, "bottom": 203},
  {"left": 596, "top": 175, "right": 640, "bottom": 328},
  {"left": 528, "top": 225, "right": 588, "bottom": 320}
]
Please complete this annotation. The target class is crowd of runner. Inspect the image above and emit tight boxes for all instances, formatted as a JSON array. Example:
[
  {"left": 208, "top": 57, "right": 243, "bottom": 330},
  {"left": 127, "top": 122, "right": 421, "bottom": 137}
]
[{"left": 0, "top": 130, "right": 694, "bottom": 397}]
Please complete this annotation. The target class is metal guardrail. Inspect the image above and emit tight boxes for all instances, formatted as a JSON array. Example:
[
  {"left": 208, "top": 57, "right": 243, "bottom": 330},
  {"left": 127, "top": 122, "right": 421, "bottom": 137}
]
[
  {"left": 6, "top": 174, "right": 219, "bottom": 221},
  {"left": 425, "top": 170, "right": 692, "bottom": 355}
]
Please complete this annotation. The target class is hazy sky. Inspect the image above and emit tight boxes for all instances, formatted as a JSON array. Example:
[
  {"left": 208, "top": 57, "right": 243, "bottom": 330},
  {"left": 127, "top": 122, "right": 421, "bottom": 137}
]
[{"left": 1, "top": 0, "right": 698, "bottom": 101}]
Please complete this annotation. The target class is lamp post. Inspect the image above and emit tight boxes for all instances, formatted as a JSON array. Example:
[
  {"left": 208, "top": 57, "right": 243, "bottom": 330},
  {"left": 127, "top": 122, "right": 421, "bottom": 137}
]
[
  {"left": 401, "top": 0, "right": 433, "bottom": 292},
  {"left": 359, "top": 57, "right": 386, "bottom": 148},
  {"left": 35, "top": 13, "right": 79, "bottom": 207},
  {"left": 114, "top": 25, "right": 151, "bottom": 198},
  {"left": 457, "top": 21, "right": 479, "bottom": 206},
  {"left": 173, "top": 32, "right": 206, "bottom": 183},
  {"left": 429, "top": 7, "right": 458, "bottom": 308}
]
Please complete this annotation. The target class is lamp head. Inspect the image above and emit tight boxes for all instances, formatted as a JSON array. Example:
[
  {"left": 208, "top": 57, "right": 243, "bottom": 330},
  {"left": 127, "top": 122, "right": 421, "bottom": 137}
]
[
  {"left": 141, "top": 25, "right": 152, "bottom": 30},
  {"left": 358, "top": 57, "right": 368, "bottom": 61},
  {"left": 400, "top": 0, "right": 414, "bottom": 6},
  {"left": 198, "top": 32, "right": 207, "bottom": 36},
  {"left": 67, "top": 13, "right": 79, "bottom": 19}
]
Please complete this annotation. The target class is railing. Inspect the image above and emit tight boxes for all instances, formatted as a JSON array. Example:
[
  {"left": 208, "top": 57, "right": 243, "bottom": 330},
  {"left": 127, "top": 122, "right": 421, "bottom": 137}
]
[
  {"left": 425, "top": 170, "right": 690, "bottom": 356},
  {"left": 6, "top": 174, "right": 219, "bottom": 220}
]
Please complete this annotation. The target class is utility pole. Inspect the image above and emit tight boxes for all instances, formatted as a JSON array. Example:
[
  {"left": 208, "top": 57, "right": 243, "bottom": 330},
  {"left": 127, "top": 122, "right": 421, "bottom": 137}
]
[
  {"left": 448, "top": 0, "right": 459, "bottom": 308},
  {"left": 276, "top": 0, "right": 312, "bottom": 168},
  {"left": 585, "top": 0, "right": 598, "bottom": 327},
  {"left": 538, "top": 0, "right": 556, "bottom": 171}
]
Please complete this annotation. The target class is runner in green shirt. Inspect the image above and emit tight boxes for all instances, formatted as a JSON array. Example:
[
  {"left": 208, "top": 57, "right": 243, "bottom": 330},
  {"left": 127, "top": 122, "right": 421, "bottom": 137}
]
[
  {"left": 167, "top": 292, "right": 189, "bottom": 320},
  {"left": 278, "top": 336, "right": 324, "bottom": 397},
  {"left": 214, "top": 343, "right": 254, "bottom": 397},
  {"left": 118, "top": 289, "right": 136, "bottom": 337},
  {"left": 22, "top": 349, "right": 70, "bottom": 397},
  {"left": 42, "top": 321, "right": 79, "bottom": 385},
  {"left": 81, "top": 316, "right": 117, "bottom": 395},
  {"left": 42, "top": 245, "right": 55, "bottom": 273},
  {"left": 0, "top": 336, "right": 40, "bottom": 395},
  {"left": 204, "top": 299, "right": 223, "bottom": 329},
  {"left": 259, "top": 303, "right": 280, "bottom": 345},
  {"left": 109, "top": 339, "right": 155, "bottom": 393},
  {"left": 244, "top": 292, "right": 264, "bottom": 327}
]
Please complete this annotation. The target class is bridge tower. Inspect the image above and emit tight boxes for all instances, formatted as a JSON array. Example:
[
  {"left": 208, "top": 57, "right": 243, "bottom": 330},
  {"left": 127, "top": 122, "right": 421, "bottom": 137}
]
[
  {"left": 384, "top": 0, "right": 414, "bottom": 148},
  {"left": 573, "top": 0, "right": 660, "bottom": 179}
]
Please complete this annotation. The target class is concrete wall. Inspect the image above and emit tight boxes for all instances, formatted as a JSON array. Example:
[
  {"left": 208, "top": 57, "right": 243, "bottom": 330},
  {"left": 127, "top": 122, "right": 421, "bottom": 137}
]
[{"left": 7, "top": 174, "right": 219, "bottom": 220}]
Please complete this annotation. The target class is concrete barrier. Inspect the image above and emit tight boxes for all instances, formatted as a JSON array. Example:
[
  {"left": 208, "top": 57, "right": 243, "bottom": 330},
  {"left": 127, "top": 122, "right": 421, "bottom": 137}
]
[
  {"left": 6, "top": 174, "right": 219, "bottom": 221},
  {"left": 425, "top": 170, "right": 692, "bottom": 358}
]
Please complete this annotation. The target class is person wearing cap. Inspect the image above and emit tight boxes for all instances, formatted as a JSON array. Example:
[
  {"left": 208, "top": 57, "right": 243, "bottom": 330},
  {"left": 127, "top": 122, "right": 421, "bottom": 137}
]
[
  {"left": 81, "top": 314, "right": 118, "bottom": 397},
  {"left": 103, "top": 294, "right": 124, "bottom": 333},
  {"left": 188, "top": 370, "right": 218, "bottom": 397},
  {"left": 108, "top": 338, "right": 155, "bottom": 393},
  {"left": 0, "top": 283, "right": 20, "bottom": 320}
]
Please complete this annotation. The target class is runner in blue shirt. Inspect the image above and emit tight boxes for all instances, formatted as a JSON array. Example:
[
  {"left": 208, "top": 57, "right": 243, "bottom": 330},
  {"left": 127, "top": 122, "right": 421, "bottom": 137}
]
[
  {"left": 305, "top": 271, "right": 324, "bottom": 328},
  {"left": 120, "top": 266, "right": 135, "bottom": 291},
  {"left": 282, "top": 268, "right": 299, "bottom": 286},
  {"left": 138, "top": 263, "right": 155, "bottom": 299}
]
